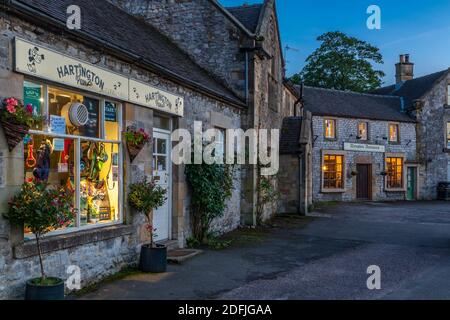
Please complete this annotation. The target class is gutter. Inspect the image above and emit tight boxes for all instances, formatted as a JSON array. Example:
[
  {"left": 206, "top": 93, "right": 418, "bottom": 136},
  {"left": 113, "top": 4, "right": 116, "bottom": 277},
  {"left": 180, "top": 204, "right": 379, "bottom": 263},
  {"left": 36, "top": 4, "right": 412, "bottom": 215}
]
[{"left": 5, "top": 0, "right": 247, "bottom": 110}]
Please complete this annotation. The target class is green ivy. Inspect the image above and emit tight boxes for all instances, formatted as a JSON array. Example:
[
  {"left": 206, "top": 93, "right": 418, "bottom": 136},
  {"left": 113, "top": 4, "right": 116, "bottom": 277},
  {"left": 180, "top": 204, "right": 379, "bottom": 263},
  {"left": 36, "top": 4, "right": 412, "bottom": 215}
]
[{"left": 185, "top": 162, "right": 235, "bottom": 244}]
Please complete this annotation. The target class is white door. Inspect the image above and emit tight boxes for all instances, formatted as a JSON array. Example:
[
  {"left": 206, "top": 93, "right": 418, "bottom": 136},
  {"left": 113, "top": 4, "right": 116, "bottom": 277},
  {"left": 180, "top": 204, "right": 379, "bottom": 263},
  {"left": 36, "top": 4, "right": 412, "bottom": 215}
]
[{"left": 152, "top": 131, "right": 171, "bottom": 242}]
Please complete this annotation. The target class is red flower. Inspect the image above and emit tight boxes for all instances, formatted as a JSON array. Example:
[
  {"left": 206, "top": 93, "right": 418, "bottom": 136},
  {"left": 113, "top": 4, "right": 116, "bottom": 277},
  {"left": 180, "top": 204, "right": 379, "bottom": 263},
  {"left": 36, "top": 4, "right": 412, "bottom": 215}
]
[
  {"left": 6, "top": 104, "right": 16, "bottom": 114},
  {"left": 26, "top": 104, "right": 33, "bottom": 114}
]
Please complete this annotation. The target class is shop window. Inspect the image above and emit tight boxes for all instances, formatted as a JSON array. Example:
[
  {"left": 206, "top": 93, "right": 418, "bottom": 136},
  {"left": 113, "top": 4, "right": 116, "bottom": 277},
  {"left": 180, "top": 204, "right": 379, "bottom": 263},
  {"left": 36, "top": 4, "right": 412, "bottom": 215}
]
[
  {"left": 389, "top": 124, "right": 399, "bottom": 143},
  {"left": 447, "top": 122, "right": 450, "bottom": 149},
  {"left": 324, "top": 119, "right": 336, "bottom": 139},
  {"left": 23, "top": 82, "right": 122, "bottom": 237},
  {"left": 23, "top": 81, "right": 44, "bottom": 130},
  {"left": 358, "top": 122, "right": 368, "bottom": 141},
  {"left": 386, "top": 157, "right": 404, "bottom": 189},
  {"left": 48, "top": 87, "right": 100, "bottom": 138},
  {"left": 322, "top": 154, "right": 344, "bottom": 190}
]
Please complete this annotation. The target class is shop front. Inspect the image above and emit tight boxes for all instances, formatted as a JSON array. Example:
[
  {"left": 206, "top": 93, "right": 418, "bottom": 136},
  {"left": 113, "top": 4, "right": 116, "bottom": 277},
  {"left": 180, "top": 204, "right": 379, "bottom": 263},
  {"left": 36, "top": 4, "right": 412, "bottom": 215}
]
[{"left": 12, "top": 37, "right": 184, "bottom": 240}]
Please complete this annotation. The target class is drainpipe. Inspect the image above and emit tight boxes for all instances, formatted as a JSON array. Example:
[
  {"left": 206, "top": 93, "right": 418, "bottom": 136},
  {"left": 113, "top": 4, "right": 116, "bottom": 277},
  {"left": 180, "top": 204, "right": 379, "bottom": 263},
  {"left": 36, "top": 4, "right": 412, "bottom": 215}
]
[{"left": 245, "top": 51, "right": 249, "bottom": 105}]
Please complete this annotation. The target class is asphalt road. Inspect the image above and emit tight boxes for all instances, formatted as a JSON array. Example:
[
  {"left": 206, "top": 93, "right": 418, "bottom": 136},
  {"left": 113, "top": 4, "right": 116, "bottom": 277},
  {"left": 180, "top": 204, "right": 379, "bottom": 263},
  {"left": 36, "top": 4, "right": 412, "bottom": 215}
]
[{"left": 80, "top": 201, "right": 450, "bottom": 300}]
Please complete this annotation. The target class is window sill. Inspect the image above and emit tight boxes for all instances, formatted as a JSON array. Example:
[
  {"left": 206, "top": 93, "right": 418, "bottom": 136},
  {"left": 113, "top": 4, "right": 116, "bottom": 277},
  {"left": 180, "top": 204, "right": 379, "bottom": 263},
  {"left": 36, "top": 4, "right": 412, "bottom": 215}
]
[
  {"left": 385, "top": 188, "right": 406, "bottom": 193},
  {"left": 14, "top": 224, "right": 134, "bottom": 259},
  {"left": 321, "top": 188, "right": 346, "bottom": 193}
]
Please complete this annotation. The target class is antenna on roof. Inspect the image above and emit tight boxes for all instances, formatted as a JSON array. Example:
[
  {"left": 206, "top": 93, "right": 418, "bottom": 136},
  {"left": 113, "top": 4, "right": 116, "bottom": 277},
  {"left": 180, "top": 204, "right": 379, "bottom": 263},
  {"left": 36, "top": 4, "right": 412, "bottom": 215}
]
[{"left": 284, "top": 45, "right": 299, "bottom": 64}]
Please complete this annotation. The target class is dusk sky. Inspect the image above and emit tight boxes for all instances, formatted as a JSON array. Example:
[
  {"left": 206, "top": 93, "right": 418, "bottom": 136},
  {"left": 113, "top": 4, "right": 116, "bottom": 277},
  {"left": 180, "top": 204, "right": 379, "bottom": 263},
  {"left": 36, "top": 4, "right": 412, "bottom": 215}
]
[{"left": 220, "top": 0, "right": 450, "bottom": 86}]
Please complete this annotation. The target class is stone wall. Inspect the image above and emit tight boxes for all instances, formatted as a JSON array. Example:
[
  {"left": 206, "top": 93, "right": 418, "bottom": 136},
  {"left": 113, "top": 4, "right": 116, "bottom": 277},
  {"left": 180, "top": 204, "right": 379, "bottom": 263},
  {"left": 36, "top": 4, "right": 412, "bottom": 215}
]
[
  {"left": 0, "top": 12, "right": 243, "bottom": 298},
  {"left": 311, "top": 116, "right": 418, "bottom": 202},
  {"left": 108, "top": 0, "right": 247, "bottom": 100},
  {"left": 414, "top": 72, "right": 450, "bottom": 199}
]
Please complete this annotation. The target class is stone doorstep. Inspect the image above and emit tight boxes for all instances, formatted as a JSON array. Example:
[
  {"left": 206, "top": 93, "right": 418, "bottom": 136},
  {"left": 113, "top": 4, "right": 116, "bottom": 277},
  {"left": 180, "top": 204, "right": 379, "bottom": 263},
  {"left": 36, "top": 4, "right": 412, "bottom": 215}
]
[{"left": 167, "top": 249, "right": 203, "bottom": 264}]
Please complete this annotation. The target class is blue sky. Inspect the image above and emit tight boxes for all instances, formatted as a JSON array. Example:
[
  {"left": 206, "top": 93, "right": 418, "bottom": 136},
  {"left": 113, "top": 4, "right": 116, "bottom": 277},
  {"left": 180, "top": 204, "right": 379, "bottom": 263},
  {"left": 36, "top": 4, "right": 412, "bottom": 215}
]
[{"left": 220, "top": 0, "right": 450, "bottom": 86}]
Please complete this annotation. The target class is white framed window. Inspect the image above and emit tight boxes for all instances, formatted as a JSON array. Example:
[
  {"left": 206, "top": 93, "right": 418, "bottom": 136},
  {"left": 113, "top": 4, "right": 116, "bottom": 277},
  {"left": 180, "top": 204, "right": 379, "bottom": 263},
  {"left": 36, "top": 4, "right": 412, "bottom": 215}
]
[{"left": 23, "top": 80, "right": 123, "bottom": 238}]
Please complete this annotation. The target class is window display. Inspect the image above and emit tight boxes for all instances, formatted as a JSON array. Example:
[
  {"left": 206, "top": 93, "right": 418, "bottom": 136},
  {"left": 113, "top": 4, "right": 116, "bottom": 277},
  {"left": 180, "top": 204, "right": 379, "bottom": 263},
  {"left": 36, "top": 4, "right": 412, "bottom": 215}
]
[{"left": 23, "top": 83, "right": 122, "bottom": 237}]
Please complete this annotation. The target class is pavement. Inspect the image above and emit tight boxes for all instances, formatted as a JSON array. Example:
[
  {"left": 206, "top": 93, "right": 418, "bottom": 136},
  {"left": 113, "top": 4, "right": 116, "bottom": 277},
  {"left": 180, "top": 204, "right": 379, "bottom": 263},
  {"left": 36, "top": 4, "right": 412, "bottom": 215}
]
[{"left": 79, "top": 201, "right": 450, "bottom": 300}]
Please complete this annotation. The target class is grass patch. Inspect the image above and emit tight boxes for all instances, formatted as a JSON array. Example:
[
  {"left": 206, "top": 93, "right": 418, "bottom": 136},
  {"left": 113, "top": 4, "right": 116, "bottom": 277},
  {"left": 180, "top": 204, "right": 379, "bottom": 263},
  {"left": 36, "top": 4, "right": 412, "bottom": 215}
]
[
  {"left": 70, "top": 265, "right": 140, "bottom": 297},
  {"left": 310, "top": 201, "right": 340, "bottom": 211},
  {"left": 30, "top": 277, "right": 62, "bottom": 286}
]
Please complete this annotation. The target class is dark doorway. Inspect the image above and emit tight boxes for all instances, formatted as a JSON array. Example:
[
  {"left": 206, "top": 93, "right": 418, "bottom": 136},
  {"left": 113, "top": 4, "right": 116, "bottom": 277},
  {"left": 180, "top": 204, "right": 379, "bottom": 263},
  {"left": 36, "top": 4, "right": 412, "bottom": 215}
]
[{"left": 356, "top": 164, "right": 372, "bottom": 200}]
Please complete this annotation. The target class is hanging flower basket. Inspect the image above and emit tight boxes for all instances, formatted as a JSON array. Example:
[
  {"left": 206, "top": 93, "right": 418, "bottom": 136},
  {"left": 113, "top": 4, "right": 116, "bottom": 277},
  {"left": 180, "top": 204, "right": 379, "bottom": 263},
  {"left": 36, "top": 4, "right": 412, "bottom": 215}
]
[
  {"left": 0, "top": 97, "right": 41, "bottom": 152},
  {"left": 124, "top": 126, "right": 151, "bottom": 163},
  {"left": 1, "top": 119, "right": 30, "bottom": 152}
]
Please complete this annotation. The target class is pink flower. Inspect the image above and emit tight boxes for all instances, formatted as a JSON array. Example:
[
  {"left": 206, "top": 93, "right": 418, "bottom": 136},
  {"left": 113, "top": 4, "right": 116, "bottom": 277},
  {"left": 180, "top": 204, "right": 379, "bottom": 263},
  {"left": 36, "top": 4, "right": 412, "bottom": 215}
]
[
  {"left": 5, "top": 98, "right": 18, "bottom": 107},
  {"left": 6, "top": 104, "right": 16, "bottom": 114},
  {"left": 26, "top": 104, "right": 33, "bottom": 114}
]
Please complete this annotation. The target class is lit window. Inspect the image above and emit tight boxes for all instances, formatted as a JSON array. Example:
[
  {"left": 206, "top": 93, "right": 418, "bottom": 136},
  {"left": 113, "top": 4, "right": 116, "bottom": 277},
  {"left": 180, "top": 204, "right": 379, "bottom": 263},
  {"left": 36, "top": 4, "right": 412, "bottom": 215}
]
[
  {"left": 447, "top": 84, "right": 450, "bottom": 105},
  {"left": 358, "top": 122, "right": 368, "bottom": 141},
  {"left": 324, "top": 119, "right": 336, "bottom": 139},
  {"left": 323, "top": 154, "right": 344, "bottom": 189},
  {"left": 447, "top": 122, "right": 450, "bottom": 149},
  {"left": 24, "top": 84, "right": 122, "bottom": 237},
  {"left": 386, "top": 157, "right": 404, "bottom": 189},
  {"left": 389, "top": 124, "right": 399, "bottom": 143}
]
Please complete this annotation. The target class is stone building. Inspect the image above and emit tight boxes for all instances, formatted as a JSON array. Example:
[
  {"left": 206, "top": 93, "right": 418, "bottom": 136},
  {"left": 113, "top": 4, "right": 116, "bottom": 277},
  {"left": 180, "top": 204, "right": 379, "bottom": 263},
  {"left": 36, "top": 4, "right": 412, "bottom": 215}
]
[
  {"left": 0, "top": 0, "right": 298, "bottom": 298},
  {"left": 108, "top": 0, "right": 300, "bottom": 224},
  {"left": 295, "top": 86, "right": 420, "bottom": 203},
  {"left": 373, "top": 55, "right": 450, "bottom": 199}
]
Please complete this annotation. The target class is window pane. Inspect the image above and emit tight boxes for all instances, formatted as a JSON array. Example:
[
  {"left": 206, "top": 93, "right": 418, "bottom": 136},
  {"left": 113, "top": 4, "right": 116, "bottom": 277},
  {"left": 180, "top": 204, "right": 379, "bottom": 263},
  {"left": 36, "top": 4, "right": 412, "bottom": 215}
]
[
  {"left": 23, "top": 81, "right": 44, "bottom": 130},
  {"left": 323, "top": 154, "right": 344, "bottom": 189},
  {"left": 105, "top": 102, "right": 120, "bottom": 141},
  {"left": 358, "top": 122, "right": 368, "bottom": 140},
  {"left": 389, "top": 124, "right": 399, "bottom": 142},
  {"left": 154, "top": 115, "right": 171, "bottom": 130},
  {"left": 24, "top": 135, "right": 76, "bottom": 237},
  {"left": 80, "top": 141, "right": 120, "bottom": 226},
  {"left": 325, "top": 120, "right": 335, "bottom": 139},
  {"left": 386, "top": 157, "right": 403, "bottom": 189},
  {"left": 48, "top": 87, "right": 100, "bottom": 138},
  {"left": 447, "top": 122, "right": 450, "bottom": 149}
]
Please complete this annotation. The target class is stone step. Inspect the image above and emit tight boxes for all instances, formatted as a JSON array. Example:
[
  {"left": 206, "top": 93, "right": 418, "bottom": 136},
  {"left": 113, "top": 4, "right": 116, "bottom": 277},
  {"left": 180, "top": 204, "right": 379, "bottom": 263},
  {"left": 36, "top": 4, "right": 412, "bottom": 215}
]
[
  {"left": 156, "top": 239, "right": 179, "bottom": 251},
  {"left": 167, "top": 249, "right": 203, "bottom": 264}
]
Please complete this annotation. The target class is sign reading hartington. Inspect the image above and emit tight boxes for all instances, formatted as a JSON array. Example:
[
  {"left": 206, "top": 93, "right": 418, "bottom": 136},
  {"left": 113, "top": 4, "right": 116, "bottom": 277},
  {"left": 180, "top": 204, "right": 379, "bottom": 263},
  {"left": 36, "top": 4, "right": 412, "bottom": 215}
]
[
  {"left": 344, "top": 142, "right": 385, "bottom": 153},
  {"left": 14, "top": 38, "right": 184, "bottom": 117}
]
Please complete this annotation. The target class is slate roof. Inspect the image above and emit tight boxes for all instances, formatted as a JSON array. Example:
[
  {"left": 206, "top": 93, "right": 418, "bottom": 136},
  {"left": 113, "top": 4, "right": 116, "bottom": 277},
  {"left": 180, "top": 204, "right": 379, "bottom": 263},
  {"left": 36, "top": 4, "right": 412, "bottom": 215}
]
[
  {"left": 371, "top": 69, "right": 450, "bottom": 108},
  {"left": 226, "top": 4, "right": 264, "bottom": 33},
  {"left": 6, "top": 0, "right": 245, "bottom": 106},
  {"left": 280, "top": 117, "right": 304, "bottom": 155},
  {"left": 297, "top": 86, "right": 415, "bottom": 123}
]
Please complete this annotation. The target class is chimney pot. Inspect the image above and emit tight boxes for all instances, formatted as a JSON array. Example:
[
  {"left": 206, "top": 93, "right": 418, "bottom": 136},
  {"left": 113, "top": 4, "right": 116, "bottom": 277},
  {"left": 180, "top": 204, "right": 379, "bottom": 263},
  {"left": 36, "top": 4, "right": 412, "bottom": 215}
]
[
  {"left": 405, "top": 54, "right": 410, "bottom": 63},
  {"left": 396, "top": 54, "right": 414, "bottom": 84},
  {"left": 399, "top": 54, "right": 405, "bottom": 63}
]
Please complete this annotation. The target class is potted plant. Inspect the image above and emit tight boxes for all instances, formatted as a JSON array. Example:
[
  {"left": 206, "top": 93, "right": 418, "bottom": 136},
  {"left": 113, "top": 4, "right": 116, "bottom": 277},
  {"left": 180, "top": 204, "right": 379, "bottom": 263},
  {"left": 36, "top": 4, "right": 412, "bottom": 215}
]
[
  {"left": 124, "top": 126, "right": 151, "bottom": 163},
  {"left": 4, "top": 182, "right": 75, "bottom": 300},
  {"left": 128, "top": 179, "right": 167, "bottom": 273},
  {"left": 0, "top": 97, "right": 42, "bottom": 151}
]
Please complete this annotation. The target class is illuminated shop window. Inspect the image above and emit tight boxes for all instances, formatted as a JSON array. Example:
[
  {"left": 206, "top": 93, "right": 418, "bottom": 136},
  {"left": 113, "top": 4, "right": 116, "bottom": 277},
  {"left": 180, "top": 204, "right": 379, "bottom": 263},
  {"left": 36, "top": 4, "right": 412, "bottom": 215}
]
[
  {"left": 389, "top": 124, "right": 399, "bottom": 143},
  {"left": 323, "top": 154, "right": 344, "bottom": 190},
  {"left": 324, "top": 119, "right": 336, "bottom": 139},
  {"left": 358, "top": 122, "right": 368, "bottom": 141},
  {"left": 23, "top": 83, "right": 122, "bottom": 237},
  {"left": 386, "top": 157, "right": 404, "bottom": 189}
]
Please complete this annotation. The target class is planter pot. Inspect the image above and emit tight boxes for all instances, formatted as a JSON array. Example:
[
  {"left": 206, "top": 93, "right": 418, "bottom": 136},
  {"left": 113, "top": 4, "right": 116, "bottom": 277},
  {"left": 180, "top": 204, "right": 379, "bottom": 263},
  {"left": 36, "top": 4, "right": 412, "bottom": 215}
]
[
  {"left": 139, "top": 244, "right": 167, "bottom": 273},
  {"left": 25, "top": 277, "right": 65, "bottom": 300},
  {"left": 126, "top": 141, "right": 146, "bottom": 163}
]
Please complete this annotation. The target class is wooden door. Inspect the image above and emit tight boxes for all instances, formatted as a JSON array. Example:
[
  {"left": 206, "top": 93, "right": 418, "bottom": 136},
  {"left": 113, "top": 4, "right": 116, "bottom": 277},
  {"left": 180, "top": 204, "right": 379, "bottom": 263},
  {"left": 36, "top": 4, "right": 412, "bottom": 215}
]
[{"left": 356, "top": 164, "right": 371, "bottom": 200}]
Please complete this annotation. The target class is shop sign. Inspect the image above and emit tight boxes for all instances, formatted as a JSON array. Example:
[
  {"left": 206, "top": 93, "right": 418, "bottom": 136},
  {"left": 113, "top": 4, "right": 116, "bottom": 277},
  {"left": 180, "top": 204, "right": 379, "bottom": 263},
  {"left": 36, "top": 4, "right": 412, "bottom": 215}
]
[
  {"left": 15, "top": 38, "right": 184, "bottom": 117},
  {"left": 15, "top": 38, "right": 129, "bottom": 101},
  {"left": 129, "top": 80, "right": 184, "bottom": 117},
  {"left": 344, "top": 142, "right": 385, "bottom": 153}
]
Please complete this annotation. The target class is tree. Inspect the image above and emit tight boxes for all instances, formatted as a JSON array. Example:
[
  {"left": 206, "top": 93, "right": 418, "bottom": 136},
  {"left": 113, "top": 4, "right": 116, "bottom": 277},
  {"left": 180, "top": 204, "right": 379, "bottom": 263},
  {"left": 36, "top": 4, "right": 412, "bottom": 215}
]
[{"left": 291, "top": 31, "right": 385, "bottom": 92}]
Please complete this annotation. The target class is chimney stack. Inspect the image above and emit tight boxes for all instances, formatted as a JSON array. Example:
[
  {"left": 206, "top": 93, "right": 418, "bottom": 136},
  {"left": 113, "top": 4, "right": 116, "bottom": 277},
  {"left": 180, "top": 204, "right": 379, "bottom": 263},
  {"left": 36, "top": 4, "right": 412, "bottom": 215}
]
[{"left": 396, "top": 54, "right": 414, "bottom": 84}]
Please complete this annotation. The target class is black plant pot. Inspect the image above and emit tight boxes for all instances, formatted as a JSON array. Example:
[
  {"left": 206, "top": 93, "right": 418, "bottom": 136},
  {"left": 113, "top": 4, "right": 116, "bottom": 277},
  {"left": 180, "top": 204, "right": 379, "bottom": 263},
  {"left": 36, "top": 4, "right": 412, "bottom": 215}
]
[
  {"left": 139, "top": 244, "right": 167, "bottom": 273},
  {"left": 25, "top": 278, "right": 65, "bottom": 300}
]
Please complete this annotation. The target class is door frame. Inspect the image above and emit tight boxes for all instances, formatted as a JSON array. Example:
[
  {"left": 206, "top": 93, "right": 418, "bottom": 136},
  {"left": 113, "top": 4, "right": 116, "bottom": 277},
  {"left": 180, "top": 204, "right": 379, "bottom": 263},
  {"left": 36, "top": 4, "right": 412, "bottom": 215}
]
[
  {"left": 356, "top": 163, "right": 372, "bottom": 201},
  {"left": 406, "top": 165, "right": 419, "bottom": 201},
  {"left": 153, "top": 127, "right": 173, "bottom": 241}
]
